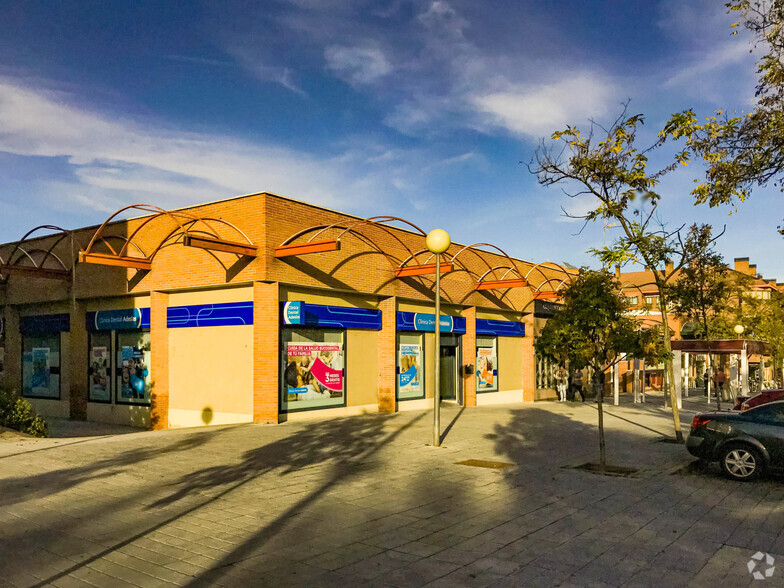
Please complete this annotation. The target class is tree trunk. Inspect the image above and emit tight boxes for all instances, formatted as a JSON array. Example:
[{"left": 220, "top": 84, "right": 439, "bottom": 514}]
[
  {"left": 595, "top": 372, "right": 606, "bottom": 470},
  {"left": 659, "top": 302, "right": 685, "bottom": 443}
]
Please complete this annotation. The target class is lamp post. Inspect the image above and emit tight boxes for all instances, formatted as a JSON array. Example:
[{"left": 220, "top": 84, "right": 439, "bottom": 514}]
[
  {"left": 734, "top": 324, "right": 745, "bottom": 339},
  {"left": 426, "top": 229, "right": 450, "bottom": 447}
]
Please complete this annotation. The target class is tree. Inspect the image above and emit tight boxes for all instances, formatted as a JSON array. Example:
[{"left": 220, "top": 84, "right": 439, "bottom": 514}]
[
  {"left": 736, "top": 288, "right": 784, "bottom": 384},
  {"left": 532, "top": 108, "right": 707, "bottom": 443},
  {"left": 535, "top": 269, "right": 667, "bottom": 469},
  {"left": 669, "top": 225, "right": 733, "bottom": 341},
  {"left": 668, "top": 225, "right": 738, "bottom": 408},
  {"left": 662, "top": 0, "right": 784, "bottom": 235}
]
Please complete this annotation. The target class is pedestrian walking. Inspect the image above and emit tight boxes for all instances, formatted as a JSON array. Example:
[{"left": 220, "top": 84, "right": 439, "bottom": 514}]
[
  {"left": 555, "top": 365, "right": 568, "bottom": 402},
  {"left": 572, "top": 368, "right": 585, "bottom": 402},
  {"left": 714, "top": 367, "right": 727, "bottom": 400}
]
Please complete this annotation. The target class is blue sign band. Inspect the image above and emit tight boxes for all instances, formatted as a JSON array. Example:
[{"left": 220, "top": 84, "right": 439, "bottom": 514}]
[
  {"left": 20, "top": 313, "right": 70, "bottom": 335},
  {"left": 396, "top": 311, "right": 466, "bottom": 333},
  {"left": 476, "top": 318, "right": 525, "bottom": 337},
  {"left": 168, "top": 302, "right": 254, "bottom": 328},
  {"left": 87, "top": 308, "right": 150, "bottom": 331},
  {"left": 280, "top": 302, "right": 382, "bottom": 330}
]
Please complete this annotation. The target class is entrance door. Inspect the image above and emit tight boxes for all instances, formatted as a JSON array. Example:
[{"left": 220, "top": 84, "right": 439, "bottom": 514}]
[{"left": 439, "top": 345, "right": 457, "bottom": 400}]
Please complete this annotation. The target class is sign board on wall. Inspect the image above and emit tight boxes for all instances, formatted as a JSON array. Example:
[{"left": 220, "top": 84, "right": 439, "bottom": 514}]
[
  {"left": 396, "top": 312, "right": 467, "bottom": 333},
  {"left": 281, "top": 302, "right": 382, "bottom": 330},
  {"left": 89, "top": 308, "right": 149, "bottom": 331},
  {"left": 534, "top": 299, "right": 563, "bottom": 318}
]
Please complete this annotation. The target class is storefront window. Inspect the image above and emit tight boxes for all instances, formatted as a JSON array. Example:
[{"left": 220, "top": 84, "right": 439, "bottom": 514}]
[
  {"left": 281, "top": 329, "right": 345, "bottom": 411},
  {"left": 116, "top": 331, "right": 151, "bottom": 405},
  {"left": 88, "top": 332, "right": 112, "bottom": 403},
  {"left": 22, "top": 333, "right": 61, "bottom": 399},
  {"left": 397, "top": 333, "right": 424, "bottom": 400},
  {"left": 476, "top": 336, "right": 498, "bottom": 392}
]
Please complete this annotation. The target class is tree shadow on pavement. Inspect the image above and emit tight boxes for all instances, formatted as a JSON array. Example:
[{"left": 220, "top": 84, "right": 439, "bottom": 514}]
[
  {"left": 0, "top": 427, "right": 235, "bottom": 508},
  {"left": 32, "top": 412, "right": 426, "bottom": 588}
]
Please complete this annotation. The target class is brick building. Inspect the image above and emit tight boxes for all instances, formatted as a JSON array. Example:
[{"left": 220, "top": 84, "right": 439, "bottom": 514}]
[{"left": 0, "top": 192, "right": 574, "bottom": 429}]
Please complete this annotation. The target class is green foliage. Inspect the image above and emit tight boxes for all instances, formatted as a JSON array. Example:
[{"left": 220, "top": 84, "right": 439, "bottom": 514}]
[
  {"left": 535, "top": 269, "right": 667, "bottom": 373},
  {"left": 0, "top": 388, "right": 48, "bottom": 437},
  {"left": 738, "top": 289, "right": 784, "bottom": 368},
  {"left": 661, "top": 0, "right": 784, "bottom": 235},
  {"left": 668, "top": 224, "right": 740, "bottom": 339}
]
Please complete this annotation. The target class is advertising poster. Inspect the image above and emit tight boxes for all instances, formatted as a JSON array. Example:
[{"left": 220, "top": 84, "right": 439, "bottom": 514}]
[
  {"left": 90, "top": 346, "right": 110, "bottom": 401},
  {"left": 477, "top": 347, "right": 497, "bottom": 390},
  {"left": 31, "top": 348, "right": 51, "bottom": 393},
  {"left": 119, "top": 345, "right": 149, "bottom": 401},
  {"left": 398, "top": 344, "right": 421, "bottom": 396},
  {"left": 284, "top": 343, "right": 344, "bottom": 401}
]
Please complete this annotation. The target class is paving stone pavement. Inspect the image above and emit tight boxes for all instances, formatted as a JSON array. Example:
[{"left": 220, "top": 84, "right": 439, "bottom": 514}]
[{"left": 2, "top": 393, "right": 784, "bottom": 587}]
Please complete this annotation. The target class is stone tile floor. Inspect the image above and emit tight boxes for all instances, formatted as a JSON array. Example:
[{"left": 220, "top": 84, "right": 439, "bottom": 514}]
[{"left": 2, "top": 392, "right": 783, "bottom": 587}]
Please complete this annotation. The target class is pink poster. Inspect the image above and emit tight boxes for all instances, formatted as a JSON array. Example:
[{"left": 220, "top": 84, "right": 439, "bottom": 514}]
[{"left": 285, "top": 343, "right": 344, "bottom": 398}]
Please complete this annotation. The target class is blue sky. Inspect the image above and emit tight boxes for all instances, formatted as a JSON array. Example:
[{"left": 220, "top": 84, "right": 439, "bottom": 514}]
[{"left": 1, "top": 0, "right": 782, "bottom": 280}]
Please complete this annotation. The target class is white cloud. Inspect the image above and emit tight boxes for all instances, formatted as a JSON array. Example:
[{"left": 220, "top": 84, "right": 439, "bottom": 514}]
[
  {"left": 0, "top": 77, "right": 378, "bottom": 211},
  {"left": 470, "top": 74, "right": 618, "bottom": 138},
  {"left": 324, "top": 45, "right": 392, "bottom": 86}
]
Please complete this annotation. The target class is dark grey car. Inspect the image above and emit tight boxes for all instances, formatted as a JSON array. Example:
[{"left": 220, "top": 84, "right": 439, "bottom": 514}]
[{"left": 686, "top": 400, "right": 784, "bottom": 481}]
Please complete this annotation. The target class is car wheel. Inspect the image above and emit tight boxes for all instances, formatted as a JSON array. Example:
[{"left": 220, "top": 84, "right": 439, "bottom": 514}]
[{"left": 720, "top": 444, "right": 763, "bottom": 481}]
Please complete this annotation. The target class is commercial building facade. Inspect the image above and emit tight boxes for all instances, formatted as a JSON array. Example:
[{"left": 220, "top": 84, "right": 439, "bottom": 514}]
[{"left": 0, "top": 192, "right": 573, "bottom": 429}]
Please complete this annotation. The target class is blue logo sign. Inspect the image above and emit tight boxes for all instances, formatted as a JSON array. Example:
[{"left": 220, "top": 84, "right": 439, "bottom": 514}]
[
  {"left": 94, "top": 309, "right": 142, "bottom": 331},
  {"left": 283, "top": 301, "right": 303, "bottom": 325},
  {"left": 414, "top": 313, "right": 454, "bottom": 332}
]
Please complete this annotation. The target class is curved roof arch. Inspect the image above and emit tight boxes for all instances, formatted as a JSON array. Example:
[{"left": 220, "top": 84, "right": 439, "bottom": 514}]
[
  {"left": 79, "top": 204, "right": 257, "bottom": 270},
  {"left": 0, "top": 225, "right": 80, "bottom": 280}
]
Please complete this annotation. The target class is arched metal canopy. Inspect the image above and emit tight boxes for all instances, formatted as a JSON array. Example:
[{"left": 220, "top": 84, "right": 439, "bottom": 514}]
[
  {"left": 79, "top": 204, "right": 257, "bottom": 270},
  {"left": 0, "top": 225, "right": 78, "bottom": 280}
]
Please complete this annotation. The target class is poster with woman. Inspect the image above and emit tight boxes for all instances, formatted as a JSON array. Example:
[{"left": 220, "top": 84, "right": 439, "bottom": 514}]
[
  {"left": 89, "top": 346, "right": 110, "bottom": 401},
  {"left": 398, "top": 344, "right": 421, "bottom": 396},
  {"left": 31, "top": 348, "right": 51, "bottom": 393},
  {"left": 284, "top": 343, "right": 344, "bottom": 402},
  {"left": 477, "top": 347, "right": 497, "bottom": 390}
]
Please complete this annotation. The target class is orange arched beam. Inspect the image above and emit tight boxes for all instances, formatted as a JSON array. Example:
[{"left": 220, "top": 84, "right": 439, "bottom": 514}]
[
  {"left": 80, "top": 205, "right": 257, "bottom": 270},
  {"left": 0, "top": 225, "right": 78, "bottom": 280},
  {"left": 276, "top": 216, "right": 425, "bottom": 265},
  {"left": 81, "top": 205, "right": 173, "bottom": 269},
  {"left": 531, "top": 276, "right": 570, "bottom": 300},
  {"left": 475, "top": 266, "right": 528, "bottom": 290},
  {"left": 396, "top": 248, "right": 453, "bottom": 277},
  {"left": 448, "top": 243, "right": 521, "bottom": 283},
  {"left": 151, "top": 217, "right": 257, "bottom": 261},
  {"left": 276, "top": 224, "right": 405, "bottom": 272}
]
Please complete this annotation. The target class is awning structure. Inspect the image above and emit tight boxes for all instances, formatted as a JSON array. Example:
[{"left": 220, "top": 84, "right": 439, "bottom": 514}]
[
  {"left": 79, "top": 204, "right": 257, "bottom": 270},
  {"left": 671, "top": 339, "right": 771, "bottom": 356},
  {"left": 0, "top": 225, "right": 78, "bottom": 281},
  {"left": 276, "top": 220, "right": 576, "bottom": 307}
]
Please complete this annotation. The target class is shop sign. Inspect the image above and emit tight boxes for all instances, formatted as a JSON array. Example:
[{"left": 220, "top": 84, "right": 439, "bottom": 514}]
[
  {"left": 280, "top": 302, "right": 382, "bottom": 330},
  {"left": 534, "top": 299, "right": 563, "bottom": 318},
  {"left": 397, "top": 311, "right": 466, "bottom": 333},
  {"left": 283, "top": 301, "right": 303, "bottom": 325},
  {"left": 94, "top": 309, "right": 142, "bottom": 331}
]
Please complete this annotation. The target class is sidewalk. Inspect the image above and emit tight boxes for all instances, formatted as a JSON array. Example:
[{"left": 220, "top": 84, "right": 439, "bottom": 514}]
[{"left": 1, "top": 397, "right": 782, "bottom": 587}]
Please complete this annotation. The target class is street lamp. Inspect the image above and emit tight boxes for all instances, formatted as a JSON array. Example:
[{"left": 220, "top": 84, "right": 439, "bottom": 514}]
[
  {"left": 734, "top": 324, "right": 745, "bottom": 339},
  {"left": 426, "top": 228, "right": 451, "bottom": 447}
]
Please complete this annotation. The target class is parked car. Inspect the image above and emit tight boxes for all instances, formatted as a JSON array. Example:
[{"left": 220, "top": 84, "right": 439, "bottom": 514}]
[
  {"left": 733, "top": 388, "right": 784, "bottom": 411},
  {"left": 686, "top": 400, "right": 784, "bottom": 481}
]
